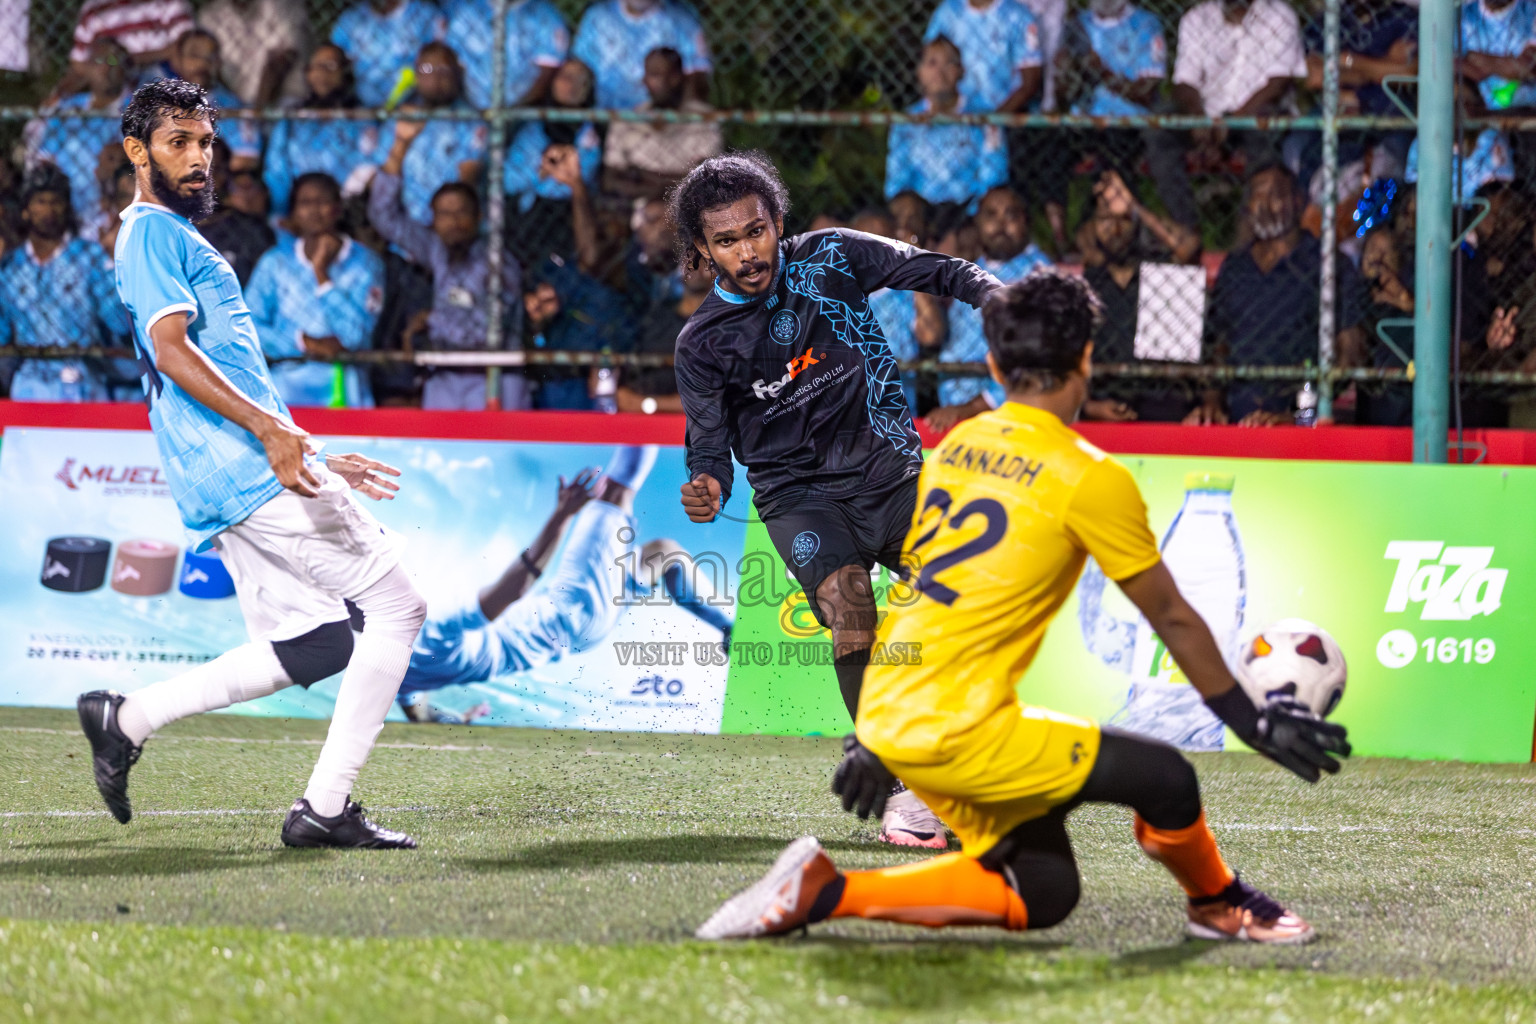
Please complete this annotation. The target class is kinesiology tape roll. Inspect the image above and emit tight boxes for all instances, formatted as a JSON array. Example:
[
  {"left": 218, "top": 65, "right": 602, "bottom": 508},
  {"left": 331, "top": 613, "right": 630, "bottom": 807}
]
[
  {"left": 111, "top": 539, "right": 179, "bottom": 596},
  {"left": 40, "top": 536, "right": 111, "bottom": 593},
  {"left": 179, "top": 547, "right": 236, "bottom": 599}
]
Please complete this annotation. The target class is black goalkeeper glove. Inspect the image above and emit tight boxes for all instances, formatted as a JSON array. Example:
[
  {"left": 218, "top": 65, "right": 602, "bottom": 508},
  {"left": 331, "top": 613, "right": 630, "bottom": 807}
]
[
  {"left": 1204, "top": 686, "right": 1352, "bottom": 783},
  {"left": 832, "top": 734, "right": 896, "bottom": 819}
]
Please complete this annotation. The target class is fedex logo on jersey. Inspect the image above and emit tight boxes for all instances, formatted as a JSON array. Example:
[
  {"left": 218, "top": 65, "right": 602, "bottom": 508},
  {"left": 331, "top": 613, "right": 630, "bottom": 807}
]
[
  {"left": 1383, "top": 541, "right": 1508, "bottom": 620},
  {"left": 751, "top": 349, "right": 824, "bottom": 400}
]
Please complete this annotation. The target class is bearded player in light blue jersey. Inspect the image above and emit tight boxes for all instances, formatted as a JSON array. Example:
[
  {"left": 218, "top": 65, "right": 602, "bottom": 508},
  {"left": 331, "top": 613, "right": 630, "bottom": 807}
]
[{"left": 76, "top": 79, "right": 429, "bottom": 850}]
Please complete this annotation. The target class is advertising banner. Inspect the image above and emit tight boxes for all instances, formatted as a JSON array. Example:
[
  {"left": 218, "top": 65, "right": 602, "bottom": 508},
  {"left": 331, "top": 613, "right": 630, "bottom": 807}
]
[
  {"left": 3, "top": 428, "right": 1534, "bottom": 762},
  {"left": 0, "top": 428, "right": 744, "bottom": 733},
  {"left": 725, "top": 455, "right": 1536, "bottom": 763}
]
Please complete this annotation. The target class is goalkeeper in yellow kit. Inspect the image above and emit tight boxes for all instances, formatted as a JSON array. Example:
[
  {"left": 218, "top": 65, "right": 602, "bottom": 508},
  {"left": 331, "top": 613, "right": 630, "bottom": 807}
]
[{"left": 698, "top": 271, "right": 1351, "bottom": 945}]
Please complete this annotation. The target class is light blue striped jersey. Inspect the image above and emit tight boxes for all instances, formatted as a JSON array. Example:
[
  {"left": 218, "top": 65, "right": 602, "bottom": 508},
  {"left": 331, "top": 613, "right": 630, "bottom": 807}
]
[
  {"left": 884, "top": 96, "right": 1007, "bottom": 205},
  {"left": 330, "top": 0, "right": 444, "bottom": 108},
  {"left": 1461, "top": 0, "right": 1536, "bottom": 109},
  {"left": 445, "top": 0, "right": 569, "bottom": 109},
  {"left": 245, "top": 234, "right": 384, "bottom": 409},
  {"left": 1075, "top": 6, "right": 1166, "bottom": 116},
  {"left": 924, "top": 0, "right": 1043, "bottom": 111},
  {"left": 571, "top": 0, "right": 712, "bottom": 110},
  {"left": 113, "top": 202, "right": 289, "bottom": 548},
  {"left": 941, "top": 244, "right": 1052, "bottom": 406},
  {"left": 376, "top": 105, "right": 489, "bottom": 224}
]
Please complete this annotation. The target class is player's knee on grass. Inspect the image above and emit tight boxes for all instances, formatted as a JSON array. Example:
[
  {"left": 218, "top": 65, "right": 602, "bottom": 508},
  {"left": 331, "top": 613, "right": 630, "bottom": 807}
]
[
  {"left": 1014, "top": 855, "right": 1081, "bottom": 930},
  {"left": 1085, "top": 728, "right": 1203, "bottom": 832},
  {"left": 272, "top": 620, "right": 355, "bottom": 688},
  {"left": 980, "top": 812, "right": 1082, "bottom": 930}
]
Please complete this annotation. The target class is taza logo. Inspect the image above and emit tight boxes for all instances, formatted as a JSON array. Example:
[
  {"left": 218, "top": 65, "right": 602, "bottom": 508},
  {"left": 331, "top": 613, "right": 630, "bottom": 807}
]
[{"left": 1383, "top": 541, "right": 1507, "bottom": 620}]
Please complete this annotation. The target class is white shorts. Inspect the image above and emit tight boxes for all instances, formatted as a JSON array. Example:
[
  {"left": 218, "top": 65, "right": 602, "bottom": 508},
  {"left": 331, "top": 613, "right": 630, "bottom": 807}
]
[{"left": 212, "top": 464, "right": 402, "bottom": 642}]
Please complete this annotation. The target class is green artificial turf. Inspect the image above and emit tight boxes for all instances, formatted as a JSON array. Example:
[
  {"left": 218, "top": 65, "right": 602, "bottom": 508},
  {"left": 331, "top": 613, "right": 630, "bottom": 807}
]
[{"left": 3, "top": 706, "right": 1536, "bottom": 1022}]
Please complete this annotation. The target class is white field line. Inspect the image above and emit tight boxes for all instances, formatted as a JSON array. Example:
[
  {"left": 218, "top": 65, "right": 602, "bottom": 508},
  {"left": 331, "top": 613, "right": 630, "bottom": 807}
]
[
  {"left": 0, "top": 806, "right": 436, "bottom": 820},
  {"left": 5, "top": 803, "right": 1536, "bottom": 837},
  {"left": 0, "top": 726, "right": 492, "bottom": 753}
]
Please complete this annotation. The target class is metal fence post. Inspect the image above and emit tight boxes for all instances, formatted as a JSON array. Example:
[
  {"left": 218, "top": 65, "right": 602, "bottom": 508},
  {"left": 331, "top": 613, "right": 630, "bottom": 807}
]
[
  {"left": 484, "top": 0, "right": 510, "bottom": 409},
  {"left": 1317, "top": 0, "right": 1340, "bottom": 421},
  {"left": 1413, "top": 0, "right": 1454, "bottom": 463}
]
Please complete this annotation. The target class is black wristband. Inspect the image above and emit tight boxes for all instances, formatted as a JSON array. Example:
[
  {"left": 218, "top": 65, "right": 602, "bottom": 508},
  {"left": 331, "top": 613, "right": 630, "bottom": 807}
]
[
  {"left": 520, "top": 550, "right": 541, "bottom": 578},
  {"left": 1203, "top": 685, "right": 1260, "bottom": 740}
]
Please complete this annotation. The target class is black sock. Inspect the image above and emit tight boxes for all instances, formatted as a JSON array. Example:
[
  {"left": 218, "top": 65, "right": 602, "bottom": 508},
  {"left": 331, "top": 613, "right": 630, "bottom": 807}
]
[
  {"left": 807, "top": 874, "right": 847, "bottom": 923},
  {"left": 833, "top": 647, "right": 871, "bottom": 722}
]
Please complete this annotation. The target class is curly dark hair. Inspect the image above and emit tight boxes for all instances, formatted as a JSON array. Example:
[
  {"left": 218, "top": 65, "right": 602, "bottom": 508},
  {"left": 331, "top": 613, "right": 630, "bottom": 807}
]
[
  {"left": 982, "top": 269, "right": 1105, "bottom": 392},
  {"left": 121, "top": 78, "right": 218, "bottom": 144},
  {"left": 666, "top": 151, "right": 790, "bottom": 270}
]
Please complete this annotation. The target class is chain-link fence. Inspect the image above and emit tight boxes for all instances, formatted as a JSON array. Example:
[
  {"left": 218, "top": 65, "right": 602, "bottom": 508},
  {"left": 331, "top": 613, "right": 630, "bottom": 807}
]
[{"left": 0, "top": 0, "right": 1524, "bottom": 429}]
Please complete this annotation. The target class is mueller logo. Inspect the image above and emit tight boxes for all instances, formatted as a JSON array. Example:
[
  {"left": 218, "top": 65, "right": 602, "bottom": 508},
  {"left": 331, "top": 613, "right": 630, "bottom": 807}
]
[
  {"left": 751, "top": 350, "right": 823, "bottom": 400},
  {"left": 56, "top": 458, "right": 167, "bottom": 489}
]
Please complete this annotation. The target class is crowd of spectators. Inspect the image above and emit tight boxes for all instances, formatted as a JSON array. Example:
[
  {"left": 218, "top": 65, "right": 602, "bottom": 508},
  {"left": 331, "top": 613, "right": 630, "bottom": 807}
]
[{"left": 0, "top": 0, "right": 1533, "bottom": 427}]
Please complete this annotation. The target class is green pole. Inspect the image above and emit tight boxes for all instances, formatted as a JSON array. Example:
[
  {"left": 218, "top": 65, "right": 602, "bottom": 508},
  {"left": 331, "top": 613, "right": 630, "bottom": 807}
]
[
  {"left": 1317, "top": 0, "right": 1339, "bottom": 421},
  {"left": 484, "top": 0, "right": 510, "bottom": 409},
  {"left": 1412, "top": 0, "right": 1454, "bottom": 463}
]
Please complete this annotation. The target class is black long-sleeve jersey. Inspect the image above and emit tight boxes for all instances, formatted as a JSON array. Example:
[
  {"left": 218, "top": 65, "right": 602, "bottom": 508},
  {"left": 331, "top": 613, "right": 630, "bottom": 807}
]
[{"left": 675, "top": 228, "right": 1000, "bottom": 518}]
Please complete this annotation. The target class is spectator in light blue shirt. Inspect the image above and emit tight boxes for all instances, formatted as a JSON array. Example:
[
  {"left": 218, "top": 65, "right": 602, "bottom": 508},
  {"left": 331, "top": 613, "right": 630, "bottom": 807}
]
[
  {"left": 1051, "top": 0, "right": 1197, "bottom": 228},
  {"left": 265, "top": 44, "right": 384, "bottom": 215},
  {"left": 1069, "top": 0, "right": 1166, "bottom": 117},
  {"left": 165, "top": 29, "right": 263, "bottom": 169},
  {"left": 1461, "top": 0, "right": 1536, "bottom": 111},
  {"left": 331, "top": 0, "right": 444, "bottom": 109},
  {"left": 25, "top": 38, "right": 130, "bottom": 237},
  {"left": 504, "top": 58, "right": 601, "bottom": 214},
  {"left": 370, "top": 117, "right": 526, "bottom": 410},
  {"left": 446, "top": 0, "right": 569, "bottom": 108},
  {"left": 0, "top": 167, "right": 130, "bottom": 401},
  {"left": 1407, "top": 127, "right": 1516, "bottom": 201},
  {"left": 571, "top": 0, "right": 712, "bottom": 110},
  {"left": 930, "top": 185, "right": 1052, "bottom": 427},
  {"left": 884, "top": 36, "right": 1007, "bottom": 209},
  {"left": 375, "top": 42, "right": 488, "bottom": 225},
  {"left": 246, "top": 173, "right": 383, "bottom": 408},
  {"left": 923, "top": 0, "right": 1043, "bottom": 112}
]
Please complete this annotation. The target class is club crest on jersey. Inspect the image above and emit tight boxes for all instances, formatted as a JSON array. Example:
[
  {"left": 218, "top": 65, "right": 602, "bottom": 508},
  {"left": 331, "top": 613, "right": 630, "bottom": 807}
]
[
  {"left": 792, "top": 531, "right": 820, "bottom": 566},
  {"left": 751, "top": 349, "right": 823, "bottom": 400},
  {"left": 769, "top": 308, "right": 801, "bottom": 344}
]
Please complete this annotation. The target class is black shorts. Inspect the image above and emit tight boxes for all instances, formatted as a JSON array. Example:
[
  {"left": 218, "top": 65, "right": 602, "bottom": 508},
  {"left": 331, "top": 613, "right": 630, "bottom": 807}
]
[{"left": 763, "top": 472, "right": 919, "bottom": 628}]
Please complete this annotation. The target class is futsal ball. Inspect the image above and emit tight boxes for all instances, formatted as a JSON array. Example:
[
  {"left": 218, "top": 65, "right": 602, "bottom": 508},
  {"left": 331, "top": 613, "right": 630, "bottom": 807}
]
[{"left": 1236, "top": 618, "right": 1347, "bottom": 718}]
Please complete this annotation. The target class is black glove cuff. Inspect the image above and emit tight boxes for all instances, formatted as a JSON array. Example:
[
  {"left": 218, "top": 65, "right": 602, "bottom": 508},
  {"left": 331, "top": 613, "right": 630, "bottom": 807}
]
[{"left": 1203, "top": 685, "right": 1260, "bottom": 740}]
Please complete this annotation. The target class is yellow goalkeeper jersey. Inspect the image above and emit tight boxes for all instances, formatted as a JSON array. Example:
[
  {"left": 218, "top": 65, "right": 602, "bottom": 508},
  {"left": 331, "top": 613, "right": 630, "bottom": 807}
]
[{"left": 858, "top": 401, "right": 1162, "bottom": 764}]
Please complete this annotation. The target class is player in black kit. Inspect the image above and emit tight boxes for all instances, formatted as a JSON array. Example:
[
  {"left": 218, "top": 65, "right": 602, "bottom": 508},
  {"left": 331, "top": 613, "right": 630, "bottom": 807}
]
[{"left": 669, "top": 152, "right": 1000, "bottom": 847}]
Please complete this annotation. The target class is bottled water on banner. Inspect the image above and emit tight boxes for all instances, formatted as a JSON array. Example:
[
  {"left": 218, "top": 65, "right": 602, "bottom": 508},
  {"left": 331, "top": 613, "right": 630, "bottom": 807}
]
[
  {"left": 1106, "top": 472, "right": 1246, "bottom": 750},
  {"left": 1295, "top": 379, "right": 1318, "bottom": 427},
  {"left": 594, "top": 366, "right": 619, "bottom": 414}
]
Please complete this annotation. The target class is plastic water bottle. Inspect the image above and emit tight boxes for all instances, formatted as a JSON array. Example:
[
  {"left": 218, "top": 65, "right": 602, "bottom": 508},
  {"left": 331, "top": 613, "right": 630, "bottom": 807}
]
[
  {"left": 593, "top": 366, "right": 618, "bottom": 414},
  {"left": 1295, "top": 379, "right": 1318, "bottom": 427},
  {"left": 1106, "top": 472, "right": 1245, "bottom": 751}
]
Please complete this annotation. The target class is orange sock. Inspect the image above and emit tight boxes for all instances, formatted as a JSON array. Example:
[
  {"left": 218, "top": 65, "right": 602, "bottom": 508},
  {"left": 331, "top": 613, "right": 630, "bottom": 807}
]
[
  {"left": 831, "top": 853, "right": 1028, "bottom": 930},
  {"left": 1133, "top": 811, "right": 1235, "bottom": 899}
]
